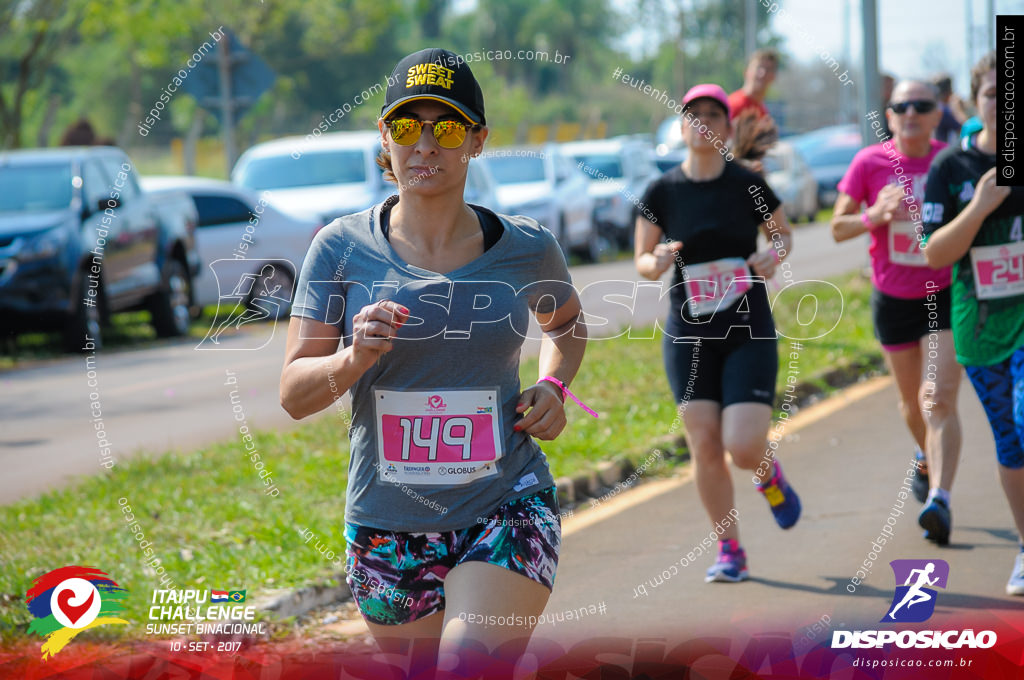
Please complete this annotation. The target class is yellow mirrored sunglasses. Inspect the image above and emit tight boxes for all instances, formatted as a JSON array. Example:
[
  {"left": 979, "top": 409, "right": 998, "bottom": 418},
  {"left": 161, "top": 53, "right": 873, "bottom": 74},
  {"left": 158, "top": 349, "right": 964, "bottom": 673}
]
[{"left": 386, "top": 117, "right": 479, "bottom": 149}]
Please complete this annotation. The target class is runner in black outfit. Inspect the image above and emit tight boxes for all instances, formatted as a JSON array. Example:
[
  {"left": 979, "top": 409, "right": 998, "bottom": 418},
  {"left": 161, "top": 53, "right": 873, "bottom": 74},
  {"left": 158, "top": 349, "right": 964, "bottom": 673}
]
[{"left": 635, "top": 84, "right": 801, "bottom": 583}]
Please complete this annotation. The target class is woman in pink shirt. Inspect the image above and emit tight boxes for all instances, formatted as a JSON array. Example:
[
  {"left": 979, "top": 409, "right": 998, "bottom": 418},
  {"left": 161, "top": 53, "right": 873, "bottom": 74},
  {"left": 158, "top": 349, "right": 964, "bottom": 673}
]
[{"left": 831, "top": 80, "right": 962, "bottom": 546}]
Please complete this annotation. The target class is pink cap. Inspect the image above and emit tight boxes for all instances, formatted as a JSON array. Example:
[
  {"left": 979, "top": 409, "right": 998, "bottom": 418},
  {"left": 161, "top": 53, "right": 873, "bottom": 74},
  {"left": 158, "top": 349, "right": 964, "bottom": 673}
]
[{"left": 681, "top": 84, "right": 730, "bottom": 118}]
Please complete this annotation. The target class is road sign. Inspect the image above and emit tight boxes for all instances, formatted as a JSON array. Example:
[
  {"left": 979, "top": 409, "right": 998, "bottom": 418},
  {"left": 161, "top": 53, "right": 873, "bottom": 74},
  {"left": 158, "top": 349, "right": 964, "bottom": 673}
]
[
  {"left": 183, "top": 29, "right": 275, "bottom": 173},
  {"left": 184, "top": 30, "right": 275, "bottom": 121}
]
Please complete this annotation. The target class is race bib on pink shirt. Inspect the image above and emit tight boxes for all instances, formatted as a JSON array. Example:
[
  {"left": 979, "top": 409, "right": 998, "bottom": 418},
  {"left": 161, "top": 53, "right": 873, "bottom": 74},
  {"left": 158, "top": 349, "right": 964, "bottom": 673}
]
[
  {"left": 970, "top": 242, "right": 1024, "bottom": 300},
  {"left": 683, "top": 257, "right": 753, "bottom": 317},
  {"left": 888, "top": 220, "right": 928, "bottom": 267},
  {"left": 373, "top": 388, "right": 502, "bottom": 485}
]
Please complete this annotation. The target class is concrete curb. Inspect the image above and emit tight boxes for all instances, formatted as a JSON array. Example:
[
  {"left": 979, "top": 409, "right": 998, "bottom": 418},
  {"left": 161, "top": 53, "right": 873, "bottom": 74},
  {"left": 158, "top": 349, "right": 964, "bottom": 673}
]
[
  {"left": 555, "top": 456, "right": 639, "bottom": 507},
  {"left": 254, "top": 581, "right": 352, "bottom": 619}
]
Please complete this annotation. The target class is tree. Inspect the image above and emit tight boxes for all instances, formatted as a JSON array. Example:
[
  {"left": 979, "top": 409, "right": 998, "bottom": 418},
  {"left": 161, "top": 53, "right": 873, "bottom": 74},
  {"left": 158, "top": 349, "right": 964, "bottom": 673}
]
[
  {"left": 679, "top": 0, "right": 781, "bottom": 91},
  {"left": 0, "top": 0, "right": 86, "bottom": 148},
  {"left": 415, "top": 0, "right": 448, "bottom": 40},
  {"left": 72, "top": 0, "right": 206, "bottom": 145}
]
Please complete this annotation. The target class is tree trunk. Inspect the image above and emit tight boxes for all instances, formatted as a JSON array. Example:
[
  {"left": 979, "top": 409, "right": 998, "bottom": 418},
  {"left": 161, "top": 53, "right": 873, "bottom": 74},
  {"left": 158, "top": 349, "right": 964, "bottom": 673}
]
[
  {"left": 419, "top": 0, "right": 447, "bottom": 39},
  {"left": 118, "top": 52, "right": 144, "bottom": 148},
  {"left": 674, "top": 0, "right": 686, "bottom": 100},
  {"left": 184, "top": 108, "right": 205, "bottom": 176},
  {"left": 36, "top": 95, "right": 61, "bottom": 147}
]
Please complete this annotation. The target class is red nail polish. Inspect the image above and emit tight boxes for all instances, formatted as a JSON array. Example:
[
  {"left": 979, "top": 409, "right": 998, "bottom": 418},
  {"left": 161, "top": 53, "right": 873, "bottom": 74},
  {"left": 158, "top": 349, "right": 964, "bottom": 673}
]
[{"left": 513, "top": 425, "right": 521, "bottom": 431}]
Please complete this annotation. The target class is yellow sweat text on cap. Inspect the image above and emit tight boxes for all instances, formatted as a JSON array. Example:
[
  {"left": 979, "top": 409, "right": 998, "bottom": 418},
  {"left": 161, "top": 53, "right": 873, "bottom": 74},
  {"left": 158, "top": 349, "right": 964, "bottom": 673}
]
[{"left": 406, "top": 63, "right": 455, "bottom": 89}]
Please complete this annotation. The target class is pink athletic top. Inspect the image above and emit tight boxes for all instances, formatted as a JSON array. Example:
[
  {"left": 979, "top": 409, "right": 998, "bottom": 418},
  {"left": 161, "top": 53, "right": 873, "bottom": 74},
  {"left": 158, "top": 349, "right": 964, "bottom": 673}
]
[{"left": 837, "top": 139, "right": 952, "bottom": 299}]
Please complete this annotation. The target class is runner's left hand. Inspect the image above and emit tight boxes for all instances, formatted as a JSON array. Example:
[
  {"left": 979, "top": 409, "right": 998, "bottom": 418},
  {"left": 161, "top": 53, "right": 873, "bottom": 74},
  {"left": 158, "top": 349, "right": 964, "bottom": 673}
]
[
  {"left": 747, "top": 250, "right": 777, "bottom": 278},
  {"left": 514, "top": 381, "right": 566, "bottom": 440}
]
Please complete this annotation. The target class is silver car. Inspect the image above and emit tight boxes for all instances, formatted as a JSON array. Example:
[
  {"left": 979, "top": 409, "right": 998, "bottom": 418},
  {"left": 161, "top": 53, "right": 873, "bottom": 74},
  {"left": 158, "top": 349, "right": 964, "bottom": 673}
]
[
  {"left": 763, "top": 141, "right": 819, "bottom": 223},
  {"left": 481, "top": 145, "right": 597, "bottom": 260},
  {"left": 142, "top": 177, "right": 321, "bottom": 319},
  {"left": 562, "top": 137, "right": 659, "bottom": 249},
  {"left": 232, "top": 130, "right": 501, "bottom": 223}
]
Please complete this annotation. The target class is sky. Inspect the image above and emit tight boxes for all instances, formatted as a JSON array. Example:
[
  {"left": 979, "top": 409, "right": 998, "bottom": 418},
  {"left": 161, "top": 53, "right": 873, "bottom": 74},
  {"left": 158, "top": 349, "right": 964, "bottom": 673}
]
[
  {"left": 450, "top": 0, "right": 1019, "bottom": 98},
  {"left": 767, "top": 0, "right": 1017, "bottom": 93}
]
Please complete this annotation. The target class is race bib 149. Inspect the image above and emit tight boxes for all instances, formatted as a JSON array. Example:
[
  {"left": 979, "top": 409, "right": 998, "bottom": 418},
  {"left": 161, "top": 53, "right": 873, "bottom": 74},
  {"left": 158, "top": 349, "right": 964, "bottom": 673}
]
[{"left": 373, "top": 388, "right": 502, "bottom": 486}]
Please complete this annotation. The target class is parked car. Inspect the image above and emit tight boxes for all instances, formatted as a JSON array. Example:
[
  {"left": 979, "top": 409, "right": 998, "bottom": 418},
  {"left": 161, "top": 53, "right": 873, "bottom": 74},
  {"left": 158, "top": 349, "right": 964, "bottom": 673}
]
[
  {"left": 655, "top": 115, "right": 685, "bottom": 157},
  {"left": 0, "top": 147, "right": 200, "bottom": 351},
  {"left": 561, "top": 137, "right": 659, "bottom": 249},
  {"left": 762, "top": 141, "right": 820, "bottom": 222},
  {"left": 788, "top": 124, "right": 862, "bottom": 207},
  {"left": 232, "top": 131, "right": 388, "bottom": 225},
  {"left": 462, "top": 155, "right": 506, "bottom": 214},
  {"left": 232, "top": 130, "right": 504, "bottom": 222},
  {"left": 482, "top": 145, "right": 597, "bottom": 260},
  {"left": 141, "top": 177, "right": 321, "bottom": 320},
  {"left": 652, "top": 146, "right": 689, "bottom": 174}
]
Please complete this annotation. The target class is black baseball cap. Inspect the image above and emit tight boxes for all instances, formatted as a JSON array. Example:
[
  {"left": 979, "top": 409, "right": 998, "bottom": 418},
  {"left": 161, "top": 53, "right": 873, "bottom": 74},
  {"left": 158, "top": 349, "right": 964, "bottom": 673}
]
[{"left": 380, "top": 48, "right": 486, "bottom": 125}]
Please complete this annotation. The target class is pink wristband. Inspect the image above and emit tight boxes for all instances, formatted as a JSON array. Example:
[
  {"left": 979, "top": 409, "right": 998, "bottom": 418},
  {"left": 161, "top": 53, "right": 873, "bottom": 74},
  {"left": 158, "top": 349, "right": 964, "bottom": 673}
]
[
  {"left": 861, "top": 211, "right": 878, "bottom": 229},
  {"left": 539, "top": 377, "right": 599, "bottom": 418}
]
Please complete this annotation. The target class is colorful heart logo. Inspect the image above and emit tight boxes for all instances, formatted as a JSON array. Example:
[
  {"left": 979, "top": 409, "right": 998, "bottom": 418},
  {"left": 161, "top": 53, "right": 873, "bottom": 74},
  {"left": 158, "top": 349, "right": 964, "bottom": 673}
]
[
  {"left": 56, "top": 588, "right": 95, "bottom": 626},
  {"left": 27, "top": 566, "right": 129, "bottom": 660},
  {"left": 428, "top": 395, "right": 444, "bottom": 409}
]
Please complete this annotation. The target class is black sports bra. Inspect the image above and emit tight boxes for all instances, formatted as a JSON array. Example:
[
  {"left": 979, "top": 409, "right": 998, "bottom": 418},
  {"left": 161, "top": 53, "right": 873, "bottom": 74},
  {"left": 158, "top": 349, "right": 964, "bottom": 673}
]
[{"left": 380, "top": 203, "right": 504, "bottom": 251}]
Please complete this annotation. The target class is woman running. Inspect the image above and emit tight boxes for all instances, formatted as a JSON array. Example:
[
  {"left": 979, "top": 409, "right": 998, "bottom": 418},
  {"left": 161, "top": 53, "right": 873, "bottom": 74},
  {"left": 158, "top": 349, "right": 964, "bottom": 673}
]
[
  {"left": 832, "top": 79, "right": 962, "bottom": 545},
  {"left": 635, "top": 84, "right": 800, "bottom": 583},
  {"left": 922, "top": 52, "right": 1024, "bottom": 595},
  {"left": 280, "top": 48, "right": 588, "bottom": 674}
]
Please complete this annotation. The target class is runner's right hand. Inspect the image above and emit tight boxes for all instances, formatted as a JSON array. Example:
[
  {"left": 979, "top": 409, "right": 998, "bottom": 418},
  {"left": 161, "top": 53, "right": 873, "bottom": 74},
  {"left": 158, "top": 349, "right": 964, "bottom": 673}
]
[
  {"left": 969, "top": 167, "right": 1011, "bottom": 217},
  {"left": 866, "top": 184, "right": 904, "bottom": 226},
  {"left": 650, "top": 241, "right": 684, "bottom": 277},
  {"left": 352, "top": 300, "right": 409, "bottom": 368}
]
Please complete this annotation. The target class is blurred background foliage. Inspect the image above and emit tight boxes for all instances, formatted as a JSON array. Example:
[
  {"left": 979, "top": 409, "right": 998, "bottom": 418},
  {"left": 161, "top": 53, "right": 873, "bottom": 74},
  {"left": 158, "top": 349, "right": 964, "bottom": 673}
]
[{"left": 1, "top": 0, "right": 790, "bottom": 157}]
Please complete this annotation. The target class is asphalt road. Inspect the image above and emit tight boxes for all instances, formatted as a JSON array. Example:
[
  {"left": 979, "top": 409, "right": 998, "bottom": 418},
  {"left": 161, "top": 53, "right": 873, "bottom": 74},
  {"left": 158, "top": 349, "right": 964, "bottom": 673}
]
[
  {"left": 544, "top": 375, "right": 1022, "bottom": 648},
  {"left": 0, "top": 221, "right": 866, "bottom": 504}
]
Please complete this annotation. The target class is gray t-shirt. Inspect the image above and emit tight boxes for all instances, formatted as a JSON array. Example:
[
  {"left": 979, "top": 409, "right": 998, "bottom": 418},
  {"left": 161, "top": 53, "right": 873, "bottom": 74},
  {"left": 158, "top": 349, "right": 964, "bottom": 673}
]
[{"left": 291, "top": 198, "right": 573, "bottom": 531}]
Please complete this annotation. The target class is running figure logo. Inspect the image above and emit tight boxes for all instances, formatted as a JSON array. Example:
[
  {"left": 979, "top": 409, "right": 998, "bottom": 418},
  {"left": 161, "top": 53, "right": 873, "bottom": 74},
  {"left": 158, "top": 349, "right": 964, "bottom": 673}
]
[
  {"left": 197, "top": 259, "right": 295, "bottom": 351},
  {"left": 883, "top": 559, "right": 949, "bottom": 623}
]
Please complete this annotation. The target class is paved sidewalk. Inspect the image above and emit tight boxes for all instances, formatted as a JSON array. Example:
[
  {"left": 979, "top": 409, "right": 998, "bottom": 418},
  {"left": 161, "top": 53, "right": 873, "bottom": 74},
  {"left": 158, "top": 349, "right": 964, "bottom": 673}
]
[{"left": 542, "top": 374, "right": 1022, "bottom": 644}]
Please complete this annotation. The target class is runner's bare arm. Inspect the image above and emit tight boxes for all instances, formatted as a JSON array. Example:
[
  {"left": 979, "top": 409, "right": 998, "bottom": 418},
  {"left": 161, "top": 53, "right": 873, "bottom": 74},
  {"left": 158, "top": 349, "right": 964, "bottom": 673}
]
[
  {"left": 515, "top": 291, "right": 587, "bottom": 440},
  {"left": 745, "top": 210, "right": 792, "bottom": 278},
  {"left": 924, "top": 167, "right": 1010, "bottom": 268},
  {"left": 833, "top": 186, "right": 908, "bottom": 243},
  {"left": 634, "top": 215, "right": 682, "bottom": 280},
  {"left": 280, "top": 302, "right": 409, "bottom": 419},
  {"left": 830, "top": 192, "right": 868, "bottom": 242}
]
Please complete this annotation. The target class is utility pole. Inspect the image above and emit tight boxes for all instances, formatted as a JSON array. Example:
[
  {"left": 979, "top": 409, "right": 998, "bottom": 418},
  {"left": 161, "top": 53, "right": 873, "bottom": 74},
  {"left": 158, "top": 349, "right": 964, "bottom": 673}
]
[
  {"left": 966, "top": 0, "right": 974, "bottom": 68},
  {"left": 745, "top": 0, "right": 757, "bottom": 58},
  {"left": 185, "top": 28, "right": 273, "bottom": 175},
  {"left": 217, "top": 38, "right": 237, "bottom": 175},
  {"left": 840, "top": 0, "right": 852, "bottom": 123},
  {"left": 988, "top": 0, "right": 996, "bottom": 50},
  {"left": 859, "top": 0, "right": 879, "bottom": 146}
]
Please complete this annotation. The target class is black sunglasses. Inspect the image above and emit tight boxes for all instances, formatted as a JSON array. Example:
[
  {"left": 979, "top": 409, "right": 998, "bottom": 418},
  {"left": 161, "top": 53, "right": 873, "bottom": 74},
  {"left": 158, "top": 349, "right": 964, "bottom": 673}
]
[{"left": 888, "top": 100, "right": 937, "bottom": 114}]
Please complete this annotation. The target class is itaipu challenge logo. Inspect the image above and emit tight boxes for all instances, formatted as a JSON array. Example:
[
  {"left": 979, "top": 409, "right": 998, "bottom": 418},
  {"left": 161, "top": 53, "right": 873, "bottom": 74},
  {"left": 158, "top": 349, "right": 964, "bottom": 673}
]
[{"left": 26, "top": 566, "right": 128, "bottom": 659}]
